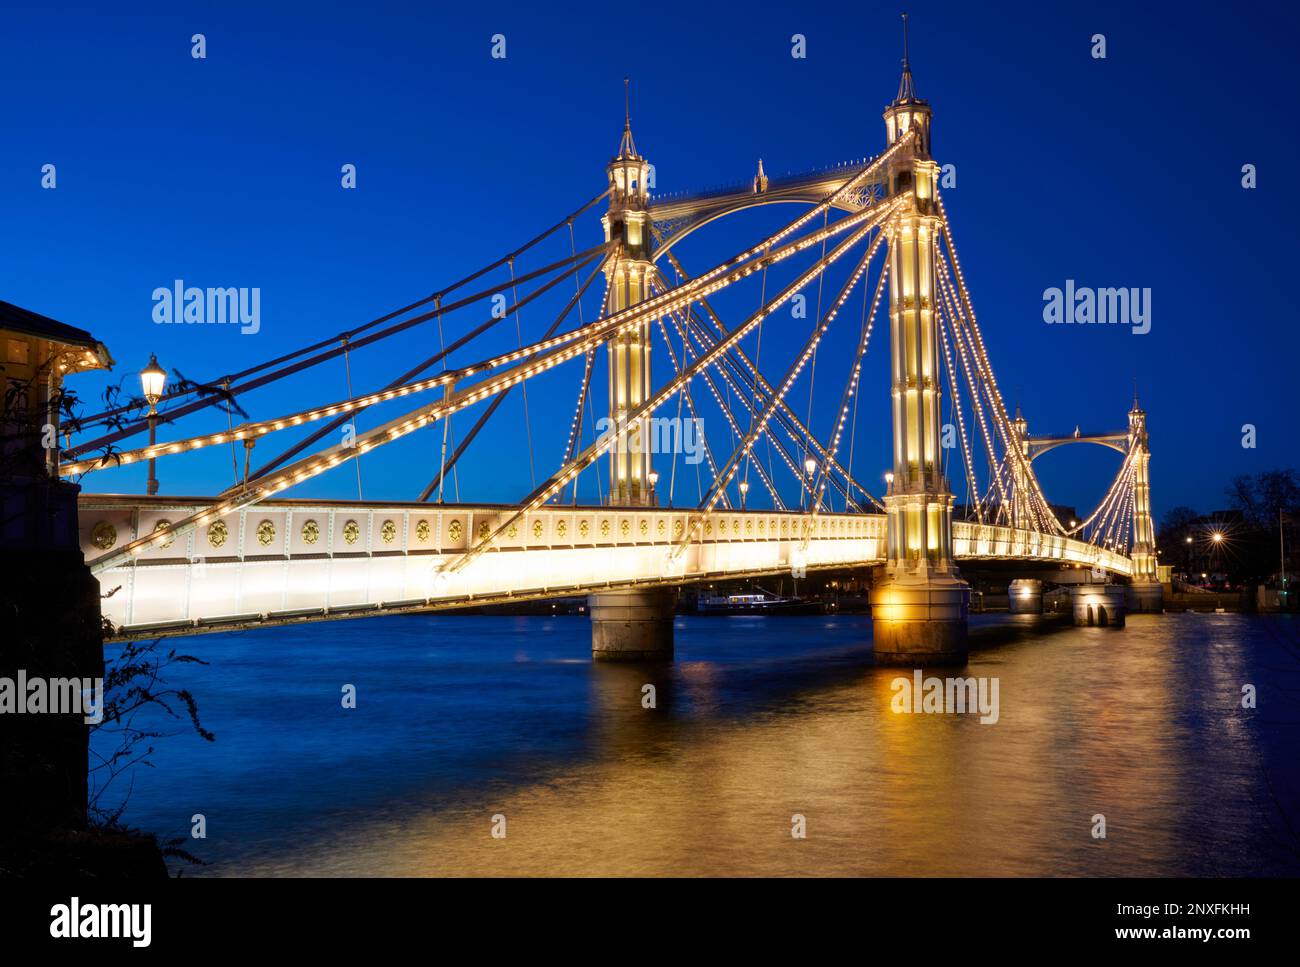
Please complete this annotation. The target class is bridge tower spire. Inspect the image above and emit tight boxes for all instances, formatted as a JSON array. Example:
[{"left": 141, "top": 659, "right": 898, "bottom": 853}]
[
  {"left": 602, "top": 78, "right": 655, "bottom": 508},
  {"left": 1126, "top": 396, "right": 1164, "bottom": 612},
  {"left": 871, "top": 20, "right": 971, "bottom": 664}
]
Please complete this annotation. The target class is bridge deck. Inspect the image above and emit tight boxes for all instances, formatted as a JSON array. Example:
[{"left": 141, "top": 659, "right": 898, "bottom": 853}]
[{"left": 79, "top": 496, "right": 1131, "bottom": 639}]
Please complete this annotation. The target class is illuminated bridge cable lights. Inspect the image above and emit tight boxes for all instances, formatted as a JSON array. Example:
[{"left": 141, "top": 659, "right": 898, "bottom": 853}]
[
  {"left": 932, "top": 249, "right": 1004, "bottom": 517},
  {"left": 660, "top": 304, "right": 784, "bottom": 510},
  {"left": 70, "top": 243, "right": 614, "bottom": 466},
  {"left": 652, "top": 297, "right": 775, "bottom": 509},
  {"left": 809, "top": 247, "right": 889, "bottom": 528},
  {"left": 657, "top": 246, "right": 880, "bottom": 511},
  {"left": 445, "top": 199, "right": 903, "bottom": 576},
  {"left": 83, "top": 138, "right": 910, "bottom": 532},
  {"left": 934, "top": 225, "right": 1017, "bottom": 507},
  {"left": 936, "top": 294, "right": 982, "bottom": 523},
  {"left": 676, "top": 222, "right": 891, "bottom": 557},
  {"left": 686, "top": 336, "right": 793, "bottom": 503},
  {"left": 649, "top": 308, "right": 741, "bottom": 506},
  {"left": 935, "top": 190, "right": 1065, "bottom": 536}
]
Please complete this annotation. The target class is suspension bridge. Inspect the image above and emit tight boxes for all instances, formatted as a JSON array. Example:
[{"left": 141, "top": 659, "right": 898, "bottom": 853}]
[{"left": 54, "top": 35, "right": 1162, "bottom": 664}]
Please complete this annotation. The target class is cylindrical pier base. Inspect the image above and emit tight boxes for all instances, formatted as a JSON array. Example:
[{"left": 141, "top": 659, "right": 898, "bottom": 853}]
[
  {"left": 1126, "top": 582, "right": 1164, "bottom": 613},
  {"left": 1008, "top": 578, "right": 1045, "bottom": 615},
  {"left": 1070, "top": 585, "right": 1127, "bottom": 628},
  {"left": 870, "top": 579, "right": 970, "bottom": 665},
  {"left": 589, "top": 589, "right": 676, "bottom": 661}
]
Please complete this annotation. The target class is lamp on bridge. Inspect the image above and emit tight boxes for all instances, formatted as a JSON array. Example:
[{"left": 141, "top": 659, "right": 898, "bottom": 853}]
[
  {"left": 884, "top": 471, "right": 895, "bottom": 496},
  {"left": 647, "top": 469, "right": 659, "bottom": 507},
  {"left": 739, "top": 478, "right": 749, "bottom": 509},
  {"left": 804, "top": 458, "right": 817, "bottom": 511},
  {"left": 140, "top": 353, "right": 166, "bottom": 496}
]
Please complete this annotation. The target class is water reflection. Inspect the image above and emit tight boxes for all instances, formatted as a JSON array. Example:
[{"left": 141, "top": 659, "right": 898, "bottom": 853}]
[{"left": 103, "top": 613, "right": 1300, "bottom": 876}]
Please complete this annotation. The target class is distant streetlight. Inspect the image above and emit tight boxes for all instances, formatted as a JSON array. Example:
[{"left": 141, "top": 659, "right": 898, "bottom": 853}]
[
  {"left": 804, "top": 457, "right": 817, "bottom": 477},
  {"left": 647, "top": 469, "right": 659, "bottom": 506},
  {"left": 739, "top": 478, "right": 749, "bottom": 509},
  {"left": 1212, "top": 532, "right": 1224, "bottom": 543},
  {"left": 140, "top": 354, "right": 166, "bottom": 496}
]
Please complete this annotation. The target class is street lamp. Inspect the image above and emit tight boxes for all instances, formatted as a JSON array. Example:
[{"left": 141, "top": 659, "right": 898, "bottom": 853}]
[
  {"left": 739, "top": 478, "right": 749, "bottom": 509},
  {"left": 140, "top": 354, "right": 166, "bottom": 496},
  {"left": 803, "top": 458, "right": 817, "bottom": 511},
  {"left": 884, "top": 471, "right": 894, "bottom": 494},
  {"left": 647, "top": 469, "right": 659, "bottom": 506}
]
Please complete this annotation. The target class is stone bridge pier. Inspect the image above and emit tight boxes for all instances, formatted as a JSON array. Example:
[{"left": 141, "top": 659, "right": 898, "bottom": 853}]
[
  {"left": 1069, "top": 585, "right": 1127, "bottom": 628},
  {"left": 1008, "top": 578, "right": 1044, "bottom": 614},
  {"left": 589, "top": 588, "right": 676, "bottom": 662}
]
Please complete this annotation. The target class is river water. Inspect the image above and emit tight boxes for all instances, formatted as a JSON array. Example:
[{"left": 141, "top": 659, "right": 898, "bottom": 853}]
[{"left": 96, "top": 612, "right": 1300, "bottom": 876}]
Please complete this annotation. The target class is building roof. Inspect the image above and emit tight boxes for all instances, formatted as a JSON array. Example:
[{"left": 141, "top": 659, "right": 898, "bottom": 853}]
[{"left": 0, "top": 299, "right": 100, "bottom": 350}]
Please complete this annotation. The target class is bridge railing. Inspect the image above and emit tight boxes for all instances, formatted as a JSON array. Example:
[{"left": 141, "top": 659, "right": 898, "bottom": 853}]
[
  {"left": 952, "top": 520, "right": 1133, "bottom": 576},
  {"left": 81, "top": 495, "right": 1133, "bottom": 635},
  {"left": 80, "top": 496, "right": 887, "bottom": 633}
]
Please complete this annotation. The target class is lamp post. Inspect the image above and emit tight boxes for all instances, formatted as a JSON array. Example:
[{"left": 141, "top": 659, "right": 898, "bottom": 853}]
[
  {"left": 140, "top": 354, "right": 166, "bottom": 496},
  {"left": 647, "top": 469, "right": 659, "bottom": 507},
  {"left": 804, "top": 457, "right": 817, "bottom": 511},
  {"left": 739, "top": 478, "right": 749, "bottom": 510}
]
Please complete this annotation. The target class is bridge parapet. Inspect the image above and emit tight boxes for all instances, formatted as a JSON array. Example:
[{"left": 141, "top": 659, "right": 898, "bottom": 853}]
[
  {"left": 79, "top": 496, "right": 886, "bottom": 635},
  {"left": 951, "top": 521, "right": 1133, "bottom": 576}
]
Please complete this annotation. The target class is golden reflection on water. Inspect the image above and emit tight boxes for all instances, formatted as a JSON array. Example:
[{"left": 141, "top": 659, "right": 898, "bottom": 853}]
[{"left": 239, "top": 615, "right": 1271, "bottom": 877}]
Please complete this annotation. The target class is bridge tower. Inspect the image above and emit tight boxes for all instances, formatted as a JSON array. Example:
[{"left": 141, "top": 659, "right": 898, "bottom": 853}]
[
  {"left": 601, "top": 90, "right": 655, "bottom": 508},
  {"left": 1011, "top": 406, "right": 1031, "bottom": 529},
  {"left": 1126, "top": 396, "right": 1163, "bottom": 612},
  {"left": 869, "top": 26, "right": 971, "bottom": 665},
  {"left": 590, "top": 88, "right": 676, "bottom": 660}
]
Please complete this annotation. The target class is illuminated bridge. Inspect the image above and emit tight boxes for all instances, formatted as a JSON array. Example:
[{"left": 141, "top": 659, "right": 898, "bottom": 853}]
[{"left": 58, "top": 36, "right": 1161, "bottom": 663}]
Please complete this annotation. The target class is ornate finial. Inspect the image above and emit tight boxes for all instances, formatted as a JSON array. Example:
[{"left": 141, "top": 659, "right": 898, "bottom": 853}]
[
  {"left": 753, "top": 158, "right": 769, "bottom": 194},
  {"left": 896, "top": 12, "right": 917, "bottom": 102},
  {"left": 616, "top": 77, "right": 639, "bottom": 159}
]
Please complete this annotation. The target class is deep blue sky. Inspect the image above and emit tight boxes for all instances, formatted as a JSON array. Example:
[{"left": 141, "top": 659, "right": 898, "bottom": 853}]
[{"left": 3, "top": 0, "right": 1296, "bottom": 522}]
